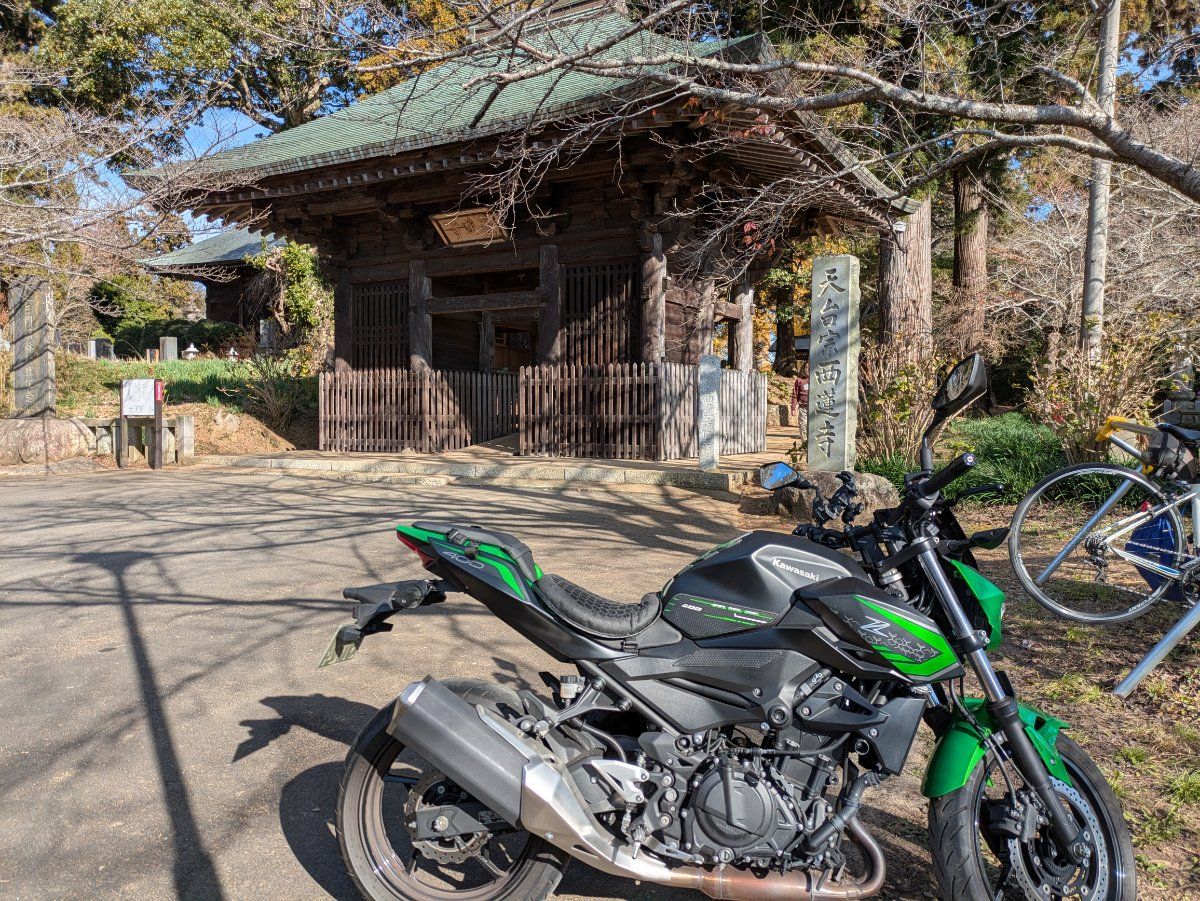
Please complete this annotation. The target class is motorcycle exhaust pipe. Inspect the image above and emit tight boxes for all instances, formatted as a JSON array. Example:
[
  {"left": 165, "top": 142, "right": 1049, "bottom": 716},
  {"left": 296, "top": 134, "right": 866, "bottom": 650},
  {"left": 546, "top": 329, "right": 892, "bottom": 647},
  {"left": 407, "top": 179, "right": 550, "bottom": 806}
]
[
  {"left": 387, "top": 677, "right": 884, "bottom": 901},
  {"left": 386, "top": 676, "right": 527, "bottom": 825}
]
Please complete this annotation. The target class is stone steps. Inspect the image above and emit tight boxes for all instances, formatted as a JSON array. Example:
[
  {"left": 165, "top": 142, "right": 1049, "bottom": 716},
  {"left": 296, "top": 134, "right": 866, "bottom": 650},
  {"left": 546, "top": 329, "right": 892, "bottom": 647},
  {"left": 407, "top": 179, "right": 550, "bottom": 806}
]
[{"left": 199, "top": 453, "right": 747, "bottom": 492}]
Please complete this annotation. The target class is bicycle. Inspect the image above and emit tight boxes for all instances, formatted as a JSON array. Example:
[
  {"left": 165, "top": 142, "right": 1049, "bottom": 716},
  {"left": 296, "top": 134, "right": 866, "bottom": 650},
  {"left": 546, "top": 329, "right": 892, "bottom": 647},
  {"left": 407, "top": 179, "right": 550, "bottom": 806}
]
[{"left": 1008, "top": 416, "right": 1200, "bottom": 696}]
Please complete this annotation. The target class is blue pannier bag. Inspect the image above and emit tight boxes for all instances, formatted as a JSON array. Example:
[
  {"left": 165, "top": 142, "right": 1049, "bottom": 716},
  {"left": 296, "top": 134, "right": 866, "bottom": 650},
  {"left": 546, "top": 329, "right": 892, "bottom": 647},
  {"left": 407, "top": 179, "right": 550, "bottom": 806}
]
[{"left": 1127, "top": 514, "right": 1185, "bottom": 601}]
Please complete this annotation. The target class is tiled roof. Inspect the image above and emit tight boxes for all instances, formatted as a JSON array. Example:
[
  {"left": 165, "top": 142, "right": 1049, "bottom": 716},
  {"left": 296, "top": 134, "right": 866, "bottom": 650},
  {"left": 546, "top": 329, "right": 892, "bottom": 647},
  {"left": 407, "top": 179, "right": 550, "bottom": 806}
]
[
  {"left": 179, "top": 13, "right": 745, "bottom": 180},
  {"left": 142, "top": 228, "right": 284, "bottom": 270}
]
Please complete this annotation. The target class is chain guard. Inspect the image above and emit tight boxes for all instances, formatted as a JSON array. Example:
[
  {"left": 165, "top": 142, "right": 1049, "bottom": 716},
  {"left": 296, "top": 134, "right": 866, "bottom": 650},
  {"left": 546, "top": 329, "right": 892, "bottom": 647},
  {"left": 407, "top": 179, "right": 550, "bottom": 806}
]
[{"left": 404, "top": 770, "right": 491, "bottom": 865}]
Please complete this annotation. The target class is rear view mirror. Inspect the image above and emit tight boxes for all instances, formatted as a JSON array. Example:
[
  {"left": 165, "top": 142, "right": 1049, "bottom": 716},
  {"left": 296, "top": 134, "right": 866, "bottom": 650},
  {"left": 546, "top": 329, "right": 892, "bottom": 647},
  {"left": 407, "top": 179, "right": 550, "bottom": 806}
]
[
  {"left": 759, "top": 461, "right": 800, "bottom": 491},
  {"left": 933, "top": 353, "right": 988, "bottom": 419}
]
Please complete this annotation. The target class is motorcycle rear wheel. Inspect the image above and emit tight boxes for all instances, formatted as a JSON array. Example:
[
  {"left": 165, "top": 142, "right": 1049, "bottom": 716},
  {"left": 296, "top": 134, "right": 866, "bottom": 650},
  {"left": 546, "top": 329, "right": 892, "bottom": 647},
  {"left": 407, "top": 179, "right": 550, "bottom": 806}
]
[
  {"left": 337, "top": 679, "right": 569, "bottom": 901},
  {"left": 928, "top": 733, "right": 1135, "bottom": 900}
]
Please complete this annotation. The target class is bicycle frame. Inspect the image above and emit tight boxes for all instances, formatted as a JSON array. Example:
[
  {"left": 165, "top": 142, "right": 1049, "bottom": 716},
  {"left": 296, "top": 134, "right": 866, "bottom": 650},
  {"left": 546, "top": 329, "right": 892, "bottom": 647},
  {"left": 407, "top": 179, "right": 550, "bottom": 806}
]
[
  {"left": 1097, "top": 483, "right": 1200, "bottom": 580},
  {"left": 1035, "top": 416, "right": 1200, "bottom": 697},
  {"left": 1097, "top": 479, "right": 1200, "bottom": 698}
]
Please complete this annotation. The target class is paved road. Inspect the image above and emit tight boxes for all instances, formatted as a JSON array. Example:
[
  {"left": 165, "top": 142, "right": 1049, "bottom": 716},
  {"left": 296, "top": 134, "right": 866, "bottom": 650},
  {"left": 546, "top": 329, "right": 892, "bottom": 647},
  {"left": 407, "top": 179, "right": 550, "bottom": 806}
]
[{"left": 0, "top": 467, "right": 754, "bottom": 900}]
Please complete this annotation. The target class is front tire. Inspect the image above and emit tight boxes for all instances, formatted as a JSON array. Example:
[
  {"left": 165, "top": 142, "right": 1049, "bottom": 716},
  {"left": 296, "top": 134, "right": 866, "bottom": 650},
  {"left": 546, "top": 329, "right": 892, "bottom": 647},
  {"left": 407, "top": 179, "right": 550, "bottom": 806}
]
[
  {"left": 929, "top": 733, "right": 1136, "bottom": 900},
  {"left": 337, "top": 679, "right": 569, "bottom": 901}
]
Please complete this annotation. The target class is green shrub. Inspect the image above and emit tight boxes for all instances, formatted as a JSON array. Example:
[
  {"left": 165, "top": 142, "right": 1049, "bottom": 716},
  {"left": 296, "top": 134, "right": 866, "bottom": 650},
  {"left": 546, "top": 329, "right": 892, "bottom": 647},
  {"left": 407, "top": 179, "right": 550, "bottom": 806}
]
[
  {"left": 110, "top": 317, "right": 247, "bottom": 357},
  {"left": 946, "top": 413, "right": 1066, "bottom": 503},
  {"left": 224, "top": 355, "right": 317, "bottom": 430},
  {"left": 859, "top": 412, "right": 1067, "bottom": 504}
]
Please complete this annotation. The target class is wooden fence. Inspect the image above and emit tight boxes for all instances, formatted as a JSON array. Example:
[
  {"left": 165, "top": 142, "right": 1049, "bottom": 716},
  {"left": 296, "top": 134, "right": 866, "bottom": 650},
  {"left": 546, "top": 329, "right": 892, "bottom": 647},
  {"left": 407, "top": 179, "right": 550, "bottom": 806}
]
[
  {"left": 518, "top": 362, "right": 767, "bottom": 461},
  {"left": 518, "top": 363, "right": 660, "bottom": 459},
  {"left": 319, "top": 369, "right": 517, "bottom": 453},
  {"left": 718, "top": 367, "right": 769, "bottom": 455}
]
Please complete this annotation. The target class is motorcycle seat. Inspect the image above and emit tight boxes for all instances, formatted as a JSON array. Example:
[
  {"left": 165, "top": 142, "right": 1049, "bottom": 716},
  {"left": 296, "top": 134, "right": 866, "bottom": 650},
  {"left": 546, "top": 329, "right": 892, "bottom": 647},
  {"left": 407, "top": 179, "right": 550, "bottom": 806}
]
[
  {"left": 535, "top": 574, "right": 661, "bottom": 639},
  {"left": 1160, "top": 423, "right": 1200, "bottom": 445}
]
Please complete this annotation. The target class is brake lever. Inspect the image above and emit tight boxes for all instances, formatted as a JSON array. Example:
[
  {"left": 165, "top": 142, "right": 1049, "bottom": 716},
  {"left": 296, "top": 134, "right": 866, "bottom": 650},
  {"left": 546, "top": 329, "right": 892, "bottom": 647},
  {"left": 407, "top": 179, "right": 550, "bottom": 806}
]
[{"left": 947, "top": 482, "right": 1007, "bottom": 507}]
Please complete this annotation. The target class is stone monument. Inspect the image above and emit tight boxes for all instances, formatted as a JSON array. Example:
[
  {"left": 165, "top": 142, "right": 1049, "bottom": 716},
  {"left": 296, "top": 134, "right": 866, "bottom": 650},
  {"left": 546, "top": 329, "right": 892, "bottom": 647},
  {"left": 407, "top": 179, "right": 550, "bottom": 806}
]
[
  {"left": 159, "top": 336, "right": 179, "bottom": 361},
  {"left": 9, "top": 278, "right": 55, "bottom": 417},
  {"left": 697, "top": 354, "right": 722, "bottom": 471},
  {"left": 806, "top": 255, "right": 860, "bottom": 472}
]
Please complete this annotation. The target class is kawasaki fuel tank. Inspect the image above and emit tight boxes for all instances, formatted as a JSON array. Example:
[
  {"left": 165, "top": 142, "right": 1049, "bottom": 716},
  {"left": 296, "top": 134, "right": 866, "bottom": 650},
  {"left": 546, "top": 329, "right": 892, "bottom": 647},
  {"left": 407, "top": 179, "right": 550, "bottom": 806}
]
[{"left": 661, "top": 531, "right": 869, "bottom": 639}]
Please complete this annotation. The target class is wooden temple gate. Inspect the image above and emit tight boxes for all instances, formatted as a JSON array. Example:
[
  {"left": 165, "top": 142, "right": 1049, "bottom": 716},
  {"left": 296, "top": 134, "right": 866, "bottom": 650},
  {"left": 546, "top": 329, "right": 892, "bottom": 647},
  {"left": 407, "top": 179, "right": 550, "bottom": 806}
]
[{"left": 515, "top": 363, "right": 766, "bottom": 461}]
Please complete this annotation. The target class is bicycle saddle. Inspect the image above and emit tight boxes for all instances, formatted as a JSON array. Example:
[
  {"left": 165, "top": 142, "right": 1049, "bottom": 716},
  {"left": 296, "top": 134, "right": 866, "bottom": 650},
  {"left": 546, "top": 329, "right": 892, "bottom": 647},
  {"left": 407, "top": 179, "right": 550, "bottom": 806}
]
[{"left": 1159, "top": 423, "right": 1200, "bottom": 445}]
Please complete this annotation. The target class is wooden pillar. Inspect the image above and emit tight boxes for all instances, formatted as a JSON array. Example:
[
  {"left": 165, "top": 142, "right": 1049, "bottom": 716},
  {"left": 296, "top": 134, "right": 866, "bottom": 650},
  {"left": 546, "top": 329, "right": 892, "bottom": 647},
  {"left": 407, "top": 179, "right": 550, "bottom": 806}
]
[
  {"left": 640, "top": 233, "right": 666, "bottom": 362},
  {"left": 408, "top": 258, "right": 433, "bottom": 371},
  {"left": 480, "top": 311, "right": 495, "bottom": 372},
  {"left": 730, "top": 281, "right": 754, "bottom": 372},
  {"left": 333, "top": 267, "right": 352, "bottom": 372},
  {"left": 697, "top": 281, "right": 716, "bottom": 360},
  {"left": 537, "top": 244, "right": 562, "bottom": 364}
]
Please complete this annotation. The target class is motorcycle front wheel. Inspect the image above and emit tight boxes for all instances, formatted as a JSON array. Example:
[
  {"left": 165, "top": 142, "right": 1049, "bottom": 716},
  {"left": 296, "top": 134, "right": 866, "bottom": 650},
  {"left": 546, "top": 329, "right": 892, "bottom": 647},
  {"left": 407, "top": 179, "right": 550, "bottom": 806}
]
[
  {"left": 928, "top": 733, "right": 1136, "bottom": 900},
  {"left": 337, "top": 679, "right": 569, "bottom": 901}
]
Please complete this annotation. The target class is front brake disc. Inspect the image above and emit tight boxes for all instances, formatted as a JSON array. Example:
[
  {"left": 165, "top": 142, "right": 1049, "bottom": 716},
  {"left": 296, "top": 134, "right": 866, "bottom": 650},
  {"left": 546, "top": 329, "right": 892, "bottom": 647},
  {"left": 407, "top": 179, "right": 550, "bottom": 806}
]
[{"left": 1007, "top": 778, "right": 1108, "bottom": 900}]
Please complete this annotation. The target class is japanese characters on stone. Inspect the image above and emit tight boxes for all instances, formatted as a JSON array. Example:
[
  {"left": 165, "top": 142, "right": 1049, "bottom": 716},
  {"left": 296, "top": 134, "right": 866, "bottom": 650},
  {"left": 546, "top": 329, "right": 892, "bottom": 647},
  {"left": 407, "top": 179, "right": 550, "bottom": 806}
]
[{"left": 807, "top": 255, "right": 860, "bottom": 471}]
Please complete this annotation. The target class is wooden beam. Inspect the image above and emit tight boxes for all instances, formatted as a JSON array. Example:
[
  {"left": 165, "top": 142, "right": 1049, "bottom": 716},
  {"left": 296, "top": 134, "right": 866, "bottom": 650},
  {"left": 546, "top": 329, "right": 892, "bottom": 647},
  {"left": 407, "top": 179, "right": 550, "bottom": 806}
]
[
  {"left": 640, "top": 233, "right": 666, "bottom": 362},
  {"left": 714, "top": 300, "right": 743, "bottom": 321},
  {"left": 480, "top": 311, "right": 495, "bottom": 372},
  {"left": 730, "top": 281, "right": 754, "bottom": 372},
  {"left": 537, "top": 244, "right": 562, "bottom": 364},
  {"left": 408, "top": 259, "right": 432, "bottom": 371},
  {"left": 425, "top": 291, "right": 545, "bottom": 314}
]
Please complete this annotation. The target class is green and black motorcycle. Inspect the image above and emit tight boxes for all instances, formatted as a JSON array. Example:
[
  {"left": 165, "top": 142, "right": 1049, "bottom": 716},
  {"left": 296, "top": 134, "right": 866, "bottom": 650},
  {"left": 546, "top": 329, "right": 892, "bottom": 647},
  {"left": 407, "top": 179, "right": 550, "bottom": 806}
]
[{"left": 327, "top": 353, "right": 1134, "bottom": 900}]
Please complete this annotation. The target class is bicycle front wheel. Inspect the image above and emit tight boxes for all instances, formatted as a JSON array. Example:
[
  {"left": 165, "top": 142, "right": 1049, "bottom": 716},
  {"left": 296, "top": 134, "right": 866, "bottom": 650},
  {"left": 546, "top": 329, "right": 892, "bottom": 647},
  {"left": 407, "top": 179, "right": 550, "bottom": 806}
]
[{"left": 1009, "top": 463, "right": 1185, "bottom": 623}]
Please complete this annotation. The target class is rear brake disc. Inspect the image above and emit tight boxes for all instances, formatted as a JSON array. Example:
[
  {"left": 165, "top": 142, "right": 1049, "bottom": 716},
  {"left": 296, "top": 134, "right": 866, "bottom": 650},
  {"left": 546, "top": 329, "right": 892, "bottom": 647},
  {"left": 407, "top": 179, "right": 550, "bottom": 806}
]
[{"left": 404, "top": 769, "right": 490, "bottom": 865}]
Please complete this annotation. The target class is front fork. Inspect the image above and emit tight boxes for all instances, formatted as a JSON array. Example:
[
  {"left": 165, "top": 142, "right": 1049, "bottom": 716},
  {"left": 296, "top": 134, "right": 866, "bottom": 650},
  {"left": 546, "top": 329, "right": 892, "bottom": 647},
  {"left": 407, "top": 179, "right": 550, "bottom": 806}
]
[{"left": 918, "top": 544, "right": 1092, "bottom": 865}]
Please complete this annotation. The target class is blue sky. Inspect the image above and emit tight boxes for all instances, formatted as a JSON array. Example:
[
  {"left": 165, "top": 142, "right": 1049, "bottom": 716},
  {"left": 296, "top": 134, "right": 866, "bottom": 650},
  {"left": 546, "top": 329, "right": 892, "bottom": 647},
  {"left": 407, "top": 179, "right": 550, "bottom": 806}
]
[{"left": 176, "top": 107, "right": 266, "bottom": 239}]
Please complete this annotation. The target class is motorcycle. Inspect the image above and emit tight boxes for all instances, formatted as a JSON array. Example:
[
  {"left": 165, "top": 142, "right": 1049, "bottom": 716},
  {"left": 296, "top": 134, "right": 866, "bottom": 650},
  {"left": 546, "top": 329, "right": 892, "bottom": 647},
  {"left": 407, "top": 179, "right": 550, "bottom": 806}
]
[{"left": 325, "top": 353, "right": 1135, "bottom": 900}]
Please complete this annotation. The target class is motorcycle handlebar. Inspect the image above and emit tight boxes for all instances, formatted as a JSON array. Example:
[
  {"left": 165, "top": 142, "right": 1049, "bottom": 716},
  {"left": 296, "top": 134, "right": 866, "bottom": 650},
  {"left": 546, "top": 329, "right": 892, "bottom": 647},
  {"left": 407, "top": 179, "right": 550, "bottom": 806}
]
[{"left": 916, "top": 452, "right": 976, "bottom": 499}]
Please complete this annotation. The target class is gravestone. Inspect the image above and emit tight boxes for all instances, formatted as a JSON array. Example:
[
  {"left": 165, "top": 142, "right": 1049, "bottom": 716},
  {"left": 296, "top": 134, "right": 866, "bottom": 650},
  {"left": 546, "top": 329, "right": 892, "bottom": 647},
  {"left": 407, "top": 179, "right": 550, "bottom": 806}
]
[
  {"left": 9, "top": 278, "right": 55, "bottom": 417},
  {"left": 806, "top": 255, "right": 860, "bottom": 472},
  {"left": 159, "top": 336, "right": 178, "bottom": 361},
  {"left": 95, "top": 337, "right": 114, "bottom": 359}
]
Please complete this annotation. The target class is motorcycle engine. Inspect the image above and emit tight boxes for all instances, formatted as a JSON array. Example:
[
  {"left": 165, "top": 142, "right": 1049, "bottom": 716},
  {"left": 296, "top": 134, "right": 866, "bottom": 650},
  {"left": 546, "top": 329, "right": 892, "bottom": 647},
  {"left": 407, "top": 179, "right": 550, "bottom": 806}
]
[{"left": 680, "top": 756, "right": 812, "bottom": 865}]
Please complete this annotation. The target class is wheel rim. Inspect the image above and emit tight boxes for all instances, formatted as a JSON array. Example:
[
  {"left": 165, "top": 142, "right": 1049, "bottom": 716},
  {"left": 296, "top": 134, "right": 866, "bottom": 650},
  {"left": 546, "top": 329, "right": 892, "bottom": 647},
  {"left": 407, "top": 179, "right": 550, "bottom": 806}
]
[
  {"left": 971, "top": 751, "right": 1126, "bottom": 900},
  {"left": 356, "top": 740, "right": 534, "bottom": 899},
  {"left": 1011, "top": 465, "right": 1182, "bottom": 623}
]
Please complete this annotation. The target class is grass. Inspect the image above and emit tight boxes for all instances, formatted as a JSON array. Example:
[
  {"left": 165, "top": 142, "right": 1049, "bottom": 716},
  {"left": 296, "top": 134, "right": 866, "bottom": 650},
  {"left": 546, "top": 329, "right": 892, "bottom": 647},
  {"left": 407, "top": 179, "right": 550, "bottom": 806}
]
[
  {"left": 53, "top": 354, "right": 316, "bottom": 418},
  {"left": 56, "top": 355, "right": 250, "bottom": 412},
  {"left": 1042, "top": 671, "right": 1106, "bottom": 705},
  {"left": 859, "top": 412, "right": 1068, "bottom": 505},
  {"left": 1119, "top": 746, "right": 1151, "bottom": 767},
  {"left": 1169, "top": 771, "right": 1200, "bottom": 806}
]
